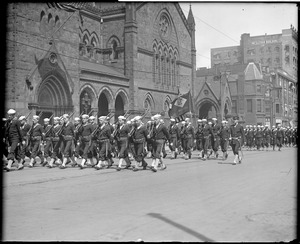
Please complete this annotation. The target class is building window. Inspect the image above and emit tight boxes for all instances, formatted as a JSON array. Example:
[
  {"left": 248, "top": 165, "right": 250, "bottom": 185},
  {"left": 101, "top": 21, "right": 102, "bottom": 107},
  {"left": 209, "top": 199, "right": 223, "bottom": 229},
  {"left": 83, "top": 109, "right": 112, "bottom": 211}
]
[
  {"left": 257, "top": 99, "right": 262, "bottom": 112},
  {"left": 276, "top": 104, "right": 280, "bottom": 113},
  {"left": 265, "top": 100, "right": 270, "bottom": 113},
  {"left": 257, "top": 84, "right": 261, "bottom": 93},
  {"left": 275, "top": 46, "right": 280, "bottom": 52},
  {"left": 232, "top": 100, "right": 237, "bottom": 114},
  {"left": 284, "top": 45, "right": 290, "bottom": 52},
  {"left": 247, "top": 99, "right": 252, "bottom": 112}
]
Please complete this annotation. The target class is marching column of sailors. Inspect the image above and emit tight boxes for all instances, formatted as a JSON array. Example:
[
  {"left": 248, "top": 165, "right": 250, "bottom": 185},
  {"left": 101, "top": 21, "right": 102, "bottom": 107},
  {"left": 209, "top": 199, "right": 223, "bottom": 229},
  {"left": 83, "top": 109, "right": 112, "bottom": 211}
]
[{"left": 2, "top": 109, "right": 298, "bottom": 172}]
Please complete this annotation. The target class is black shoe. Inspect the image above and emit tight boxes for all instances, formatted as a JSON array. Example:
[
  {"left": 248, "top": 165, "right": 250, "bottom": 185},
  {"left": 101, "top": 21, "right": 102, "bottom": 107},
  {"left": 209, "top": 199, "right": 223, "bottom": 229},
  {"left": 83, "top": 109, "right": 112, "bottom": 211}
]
[
  {"left": 17, "top": 164, "right": 24, "bottom": 170},
  {"left": 4, "top": 166, "right": 10, "bottom": 172},
  {"left": 142, "top": 163, "right": 148, "bottom": 170},
  {"left": 79, "top": 164, "right": 87, "bottom": 169},
  {"left": 132, "top": 167, "right": 138, "bottom": 172},
  {"left": 41, "top": 161, "right": 48, "bottom": 167},
  {"left": 116, "top": 167, "right": 121, "bottom": 171},
  {"left": 151, "top": 167, "right": 157, "bottom": 172},
  {"left": 59, "top": 165, "right": 66, "bottom": 169},
  {"left": 225, "top": 153, "right": 228, "bottom": 160},
  {"left": 124, "top": 164, "right": 131, "bottom": 169},
  {"left": 163, "top": 153, "right": 167, "bottom": 158},
  {"left": 95, "top": 165, "right": 103, "bottom": 170}
]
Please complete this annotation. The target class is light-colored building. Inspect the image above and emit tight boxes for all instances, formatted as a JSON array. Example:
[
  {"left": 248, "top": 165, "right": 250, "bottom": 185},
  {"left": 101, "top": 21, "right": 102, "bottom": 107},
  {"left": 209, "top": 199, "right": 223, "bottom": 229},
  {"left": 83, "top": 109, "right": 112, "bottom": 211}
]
[{"left": 211, "top": 26, "right": 298, "bottom": 80}]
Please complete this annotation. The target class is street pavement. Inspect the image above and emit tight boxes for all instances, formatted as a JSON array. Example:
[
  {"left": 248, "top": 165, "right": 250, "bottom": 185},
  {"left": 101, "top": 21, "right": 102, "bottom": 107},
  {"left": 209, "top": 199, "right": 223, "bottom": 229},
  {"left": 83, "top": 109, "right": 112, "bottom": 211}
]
[{"left": 2, "top": 147, "right": 297, "bottom": 242}]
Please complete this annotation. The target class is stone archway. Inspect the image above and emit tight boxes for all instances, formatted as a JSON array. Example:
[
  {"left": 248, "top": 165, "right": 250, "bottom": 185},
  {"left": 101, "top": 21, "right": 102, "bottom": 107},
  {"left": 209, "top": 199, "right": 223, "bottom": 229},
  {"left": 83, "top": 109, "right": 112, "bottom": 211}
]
[
  {"left": 98, "top": 93, "right": 109, "bottom": 117},
  {"left": 115, "top": 94, "right": 124, "bottom": 122},
  {"left": 198, "top": 100, "right": 218, "bottom": 119},
  {"left": 36, "top": 72, "right": 73, "bottom": 123}
]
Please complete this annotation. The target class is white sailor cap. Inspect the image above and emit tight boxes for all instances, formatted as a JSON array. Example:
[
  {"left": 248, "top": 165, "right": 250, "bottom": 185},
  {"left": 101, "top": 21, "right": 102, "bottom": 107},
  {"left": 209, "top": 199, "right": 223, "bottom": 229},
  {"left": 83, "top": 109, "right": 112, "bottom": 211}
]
[
  {"left": 170, "top": 118, "right": 176, "bottom": 122},
  {"left": 33, "top": 115, "right": 39, "bottom": 120},
  {"left": 181, "top": 121, "right": 186, "bottom": 124},
  {"left": 54, "top": 117, "right": 60, "bottom": 121},
  {"left": 89, "top": 116, "right": 95, "bottom": 120},
  {"left": 134, "top": 116, "right": 142, "bottom": 121},
  {"left": 18, "top": 116, "right": 26, "bottom": 121},
  {"left": 74, "top": 117, "right": 80, "bottom": 121},
  {"left": 7, "top": 109, "right": 16, "bottom": 115},
  {"left": 197, "top": 119, "right": 202, "bottom": 123},
  {"left": 202, "top": 119, "right": 207, "bottom": 122},
  {"left": 221, "top": 120, "right": 227, "bottom": 123},
  {"left": 98, "top": 116, "right": 107, "bottom": 121},
  {"left": 185, "top": 118, "right": 190, "bottom": 122},
  {"left": 62, "top": 114, "right": 69, "bottom": 119},
  {"left": 82, "top": 114, "right": 89, "bottom": 119},
  {"left": 212, "top": 118, "right": 217, "bottom": 121},
  {"left": 2, "top": 118, "right": 7, "bottom": 121},
  {"left": 44, "top": 118, "right": 50, "bottom": 122},
  {"left": 118, "top": 115, "right": 126, "bottom": 120},
  {"left": 127, "top": 120, "right": 132, "bottom": 124},
  {"left": 272, "top": 125, "right": 276, "bottom": 128},
  {"left": 208, "top": 121, "right": 212, "bottom": 125},
  {"left": 153, "top": 114, "right": 161, "bottom": 119}
]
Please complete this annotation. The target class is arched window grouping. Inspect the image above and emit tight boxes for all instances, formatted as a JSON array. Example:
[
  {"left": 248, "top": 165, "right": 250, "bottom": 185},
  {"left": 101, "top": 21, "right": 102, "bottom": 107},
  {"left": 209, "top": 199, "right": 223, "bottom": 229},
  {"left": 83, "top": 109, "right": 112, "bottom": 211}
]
[
  {"left": 153, "top": 40, "right": 178, "bottom": 88},
  {"left": 79, "top": 29, "right": 100, "bottom": 60}
]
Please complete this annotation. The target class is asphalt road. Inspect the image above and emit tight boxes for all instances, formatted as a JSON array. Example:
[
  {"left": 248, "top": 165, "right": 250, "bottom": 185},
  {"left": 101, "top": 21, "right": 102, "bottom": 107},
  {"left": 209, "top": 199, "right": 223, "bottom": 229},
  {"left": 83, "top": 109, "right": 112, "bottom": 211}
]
[{"left": 2, "top": 147, "right": 297, "bottom": 242}]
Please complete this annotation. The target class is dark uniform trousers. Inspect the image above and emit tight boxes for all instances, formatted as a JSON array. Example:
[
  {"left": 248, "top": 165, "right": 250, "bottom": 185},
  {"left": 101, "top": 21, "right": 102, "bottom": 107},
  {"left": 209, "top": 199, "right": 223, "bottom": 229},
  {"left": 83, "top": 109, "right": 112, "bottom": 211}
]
[
  {"left": 51, "top": 124, "right": 63, "bottom": 160},
  {"left": 29, "top": 123, "right": 43, "bottom": 159},
  {"left": 96, "top": 125, "right": 112, "bottom": 162},
  {"left": 6, "top": 119, "right": 22, "bottom": 161},
  {"left": 201, "top": 125, "right": 211, "bottom": 155},
  {"left": 131, "top": 125, "right": 148, "bottom": 165},
  {"left": 43, "top": 137, "right": 52, "bottom": 158},
  {"left": 211, "top": 124, "right": 220, "bottom": 152},
  {"left": 255, "top": 131, "right": 263, "bottom": 149},
  {"left": 276, "top": 130, "right": 284, "bottom": 148},
  {"left": 230, "top": 124, "right": 245, "bottom": 155},
  {"left": 61, "top": 122, "right": 75, "bottom": 158},
  {"left": 183, "top": 126, "right": 194, "bottom": 157},
  {"left": 153, "top": 124, "right": 170, "bottom": 159},
  {"left": 220, "top": 127, "right": 230, "bottom": 153},
  {"left": 168, "top": 124, "right": 179, "bottom": 152},
  {"left": 264, "top": 130, "right": 271, "bottom": 147},
  {"left": 117, "top": 137, "right": 129, "bottom": 158},
  {"left": 18, "top": 123, "right": 31, "bottom": 160}
]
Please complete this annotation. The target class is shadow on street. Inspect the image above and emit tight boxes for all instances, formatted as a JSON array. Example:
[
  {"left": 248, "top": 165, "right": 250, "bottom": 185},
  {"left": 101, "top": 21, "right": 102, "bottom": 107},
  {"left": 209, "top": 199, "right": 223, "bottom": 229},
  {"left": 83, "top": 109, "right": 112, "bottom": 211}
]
[{"left": 147, "top": 212, "right": 214, "bottom": 242}]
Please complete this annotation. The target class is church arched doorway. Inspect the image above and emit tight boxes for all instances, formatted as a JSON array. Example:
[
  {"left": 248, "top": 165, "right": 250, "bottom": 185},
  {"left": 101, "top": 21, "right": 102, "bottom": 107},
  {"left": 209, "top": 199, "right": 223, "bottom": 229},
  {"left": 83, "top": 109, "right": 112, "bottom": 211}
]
[
  {"left": 36, "top": 73, "right": 73, "bottom": 124},
  {"left": 198, "top": 101, "right": 217, "bottom": 119},
  {"left": 98, "top": 93, "right": 109, "bottom": 117},
  {"left": 115, "top": 94, "right": 124, "bottom": 123}
]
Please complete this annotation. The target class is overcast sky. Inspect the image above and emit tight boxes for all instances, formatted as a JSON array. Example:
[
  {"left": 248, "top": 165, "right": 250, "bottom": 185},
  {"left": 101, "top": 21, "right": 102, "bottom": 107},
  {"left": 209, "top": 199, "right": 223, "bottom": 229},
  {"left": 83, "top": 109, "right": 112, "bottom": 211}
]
[{"left": 179, "top": 2, "right": 298, "bottom": 69}]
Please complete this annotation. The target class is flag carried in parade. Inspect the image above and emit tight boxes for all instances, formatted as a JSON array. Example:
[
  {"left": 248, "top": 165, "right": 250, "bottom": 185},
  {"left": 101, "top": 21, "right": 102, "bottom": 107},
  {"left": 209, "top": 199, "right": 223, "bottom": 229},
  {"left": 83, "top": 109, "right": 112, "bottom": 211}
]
[
  {"left": 47, "top": 2, "right": 86, "bottom": 12},
  {"left": 168, "top": 91, "right": 193, "bottom": 122}
]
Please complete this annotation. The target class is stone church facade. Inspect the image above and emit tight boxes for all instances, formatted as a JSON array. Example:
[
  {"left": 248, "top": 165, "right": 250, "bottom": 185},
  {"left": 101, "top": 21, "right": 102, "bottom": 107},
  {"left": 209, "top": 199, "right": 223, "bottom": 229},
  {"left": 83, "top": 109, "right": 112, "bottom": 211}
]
[{"left": 6, "top": 2, "right": 197, "bottom": 123}]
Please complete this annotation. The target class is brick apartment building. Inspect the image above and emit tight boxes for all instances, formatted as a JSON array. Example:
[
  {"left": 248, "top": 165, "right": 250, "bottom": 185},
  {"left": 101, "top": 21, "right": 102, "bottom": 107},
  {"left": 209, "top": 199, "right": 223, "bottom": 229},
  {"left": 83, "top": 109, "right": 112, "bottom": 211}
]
[{"left": 199, "top": 27, "right": 298, "bottom": 127}]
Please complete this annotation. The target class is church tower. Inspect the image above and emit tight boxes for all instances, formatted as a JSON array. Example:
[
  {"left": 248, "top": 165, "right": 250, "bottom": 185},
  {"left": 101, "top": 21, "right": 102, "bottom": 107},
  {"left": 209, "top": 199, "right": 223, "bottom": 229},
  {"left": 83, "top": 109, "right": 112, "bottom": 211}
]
[{"left": 187, "top": 4, "right": 196, "bottom": 102}]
